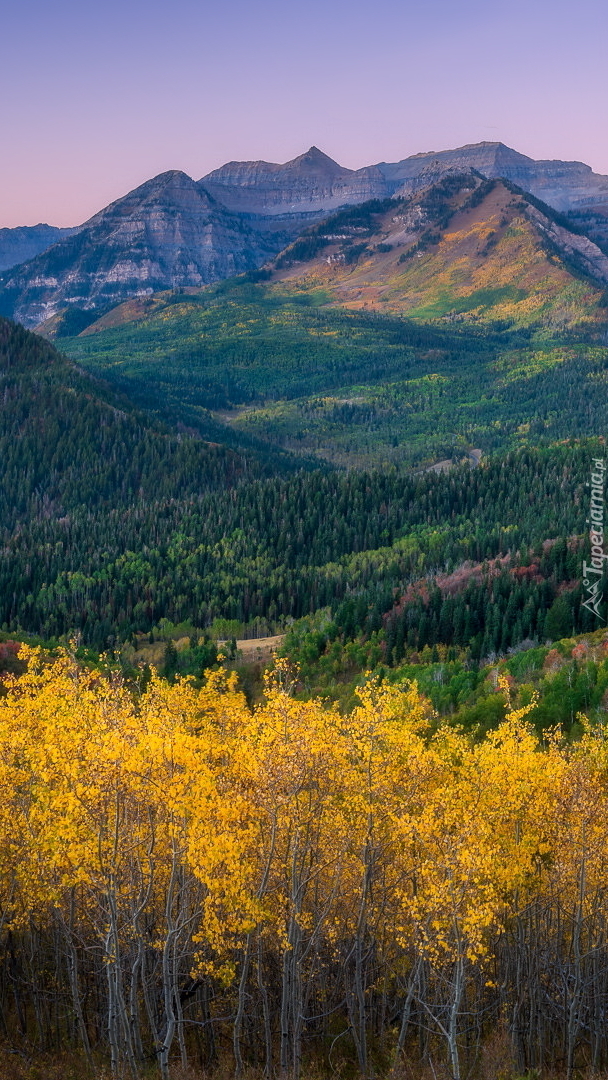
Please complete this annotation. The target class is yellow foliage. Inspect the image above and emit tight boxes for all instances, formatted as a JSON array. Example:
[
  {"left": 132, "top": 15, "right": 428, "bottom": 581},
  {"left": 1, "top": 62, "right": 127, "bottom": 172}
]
[{"left": 2, "top": 649, "right": 608, "bottom": 1075}]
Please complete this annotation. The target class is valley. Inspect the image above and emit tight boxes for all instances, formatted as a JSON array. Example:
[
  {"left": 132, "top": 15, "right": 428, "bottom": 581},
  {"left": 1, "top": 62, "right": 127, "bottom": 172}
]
[
  {"left": 47, "top": 174, "right": 608, "bottom": 472},
  {"left": 2, "top": 167, "right": 608, "bottom": 655}
]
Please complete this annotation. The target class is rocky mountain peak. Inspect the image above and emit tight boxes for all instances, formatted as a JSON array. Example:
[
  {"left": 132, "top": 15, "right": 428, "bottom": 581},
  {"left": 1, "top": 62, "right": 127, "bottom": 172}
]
[
  {"left": 84, "top": 170, "right": 212, "bottom": 227},
  {"left": 200, "top": 146, "right": 349, "bottom": 188},
  {"left": 285, "top": 146, "right": 352, "bottom": 176},
  {"left": 0, "top": 169, "right": 279, "bottom": 327},
  {"left": 198, "top": 147, "right": 380, "bottom": 218}
]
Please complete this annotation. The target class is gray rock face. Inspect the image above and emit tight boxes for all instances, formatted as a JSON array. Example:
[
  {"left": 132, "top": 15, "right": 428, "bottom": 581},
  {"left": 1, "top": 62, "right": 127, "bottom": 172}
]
[
  {"left": 524, "top": 203, "right": 608, "bottom": 283},
  {"left": 377, "top": 142, "right": 608, "bottom": 213},
  {"left": 0, "top": 224, "right": 77, "bottom": 272},
  {"left": 200, "top": 146, "right": 387, "bottom": 216},
  {"left": 3, "top": 142, "right": 608, "bottom": 328}
]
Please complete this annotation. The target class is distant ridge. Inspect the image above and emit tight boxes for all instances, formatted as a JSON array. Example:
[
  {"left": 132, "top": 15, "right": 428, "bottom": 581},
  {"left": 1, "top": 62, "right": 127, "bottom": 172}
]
[
  {"left": 199, "top": 139, "right": 608, "bottom": 216},
  {"left": 0, "top": 223, "right": 77, "bottom": 272},
  {"left": 374, "top": 141, "right": 608, "bottom": 214}
]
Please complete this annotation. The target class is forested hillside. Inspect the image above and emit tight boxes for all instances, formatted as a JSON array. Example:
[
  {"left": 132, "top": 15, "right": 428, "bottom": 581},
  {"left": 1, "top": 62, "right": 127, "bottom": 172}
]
[
  {"left": 0, "top": 311, "right": 605, "bottom": 658},
  {"left": 54, "top": 278, "right": 608, "bottom": 469},
  {"left": 0, "top": 312, "right": 328, "bottom": 526},
  {"left": 0, "top": 433, "right": 601, "bottom": 649},
  {"left": 0, "top": 317, "right": 266, "bottom": 531}
]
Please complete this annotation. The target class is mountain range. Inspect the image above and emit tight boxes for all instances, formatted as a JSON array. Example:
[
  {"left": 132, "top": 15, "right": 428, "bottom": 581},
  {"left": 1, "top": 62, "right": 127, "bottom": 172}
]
[{"left": 2, "top": 141, "right": 608, "bottom": 328}]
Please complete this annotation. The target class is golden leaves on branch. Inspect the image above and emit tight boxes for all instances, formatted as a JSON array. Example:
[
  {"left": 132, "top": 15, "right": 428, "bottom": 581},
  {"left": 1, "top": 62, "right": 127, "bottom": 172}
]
[{"left": 0, "top": 644, "right": 606, "bottom": 1003}]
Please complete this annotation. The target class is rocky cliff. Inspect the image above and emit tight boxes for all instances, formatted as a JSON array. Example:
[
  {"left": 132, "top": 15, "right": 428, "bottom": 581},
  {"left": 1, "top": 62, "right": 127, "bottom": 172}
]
[
  {"left": 200, "top": 146, "right": 387, "bottom": 216},
  {"left": 200, "top": 142, "right": 608, "bottom": 218}
]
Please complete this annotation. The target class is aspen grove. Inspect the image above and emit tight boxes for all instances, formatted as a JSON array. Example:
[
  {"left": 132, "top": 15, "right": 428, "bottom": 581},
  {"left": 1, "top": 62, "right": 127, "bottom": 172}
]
[{"left": 2, "top": 648, "right": 608, "bottom": 1079}]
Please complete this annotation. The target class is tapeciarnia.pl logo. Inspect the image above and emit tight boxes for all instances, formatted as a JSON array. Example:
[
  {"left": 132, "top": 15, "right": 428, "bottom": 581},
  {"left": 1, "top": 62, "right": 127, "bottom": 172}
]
[{"left": 582, "top": 457, "right": 607, "bottom": 620}]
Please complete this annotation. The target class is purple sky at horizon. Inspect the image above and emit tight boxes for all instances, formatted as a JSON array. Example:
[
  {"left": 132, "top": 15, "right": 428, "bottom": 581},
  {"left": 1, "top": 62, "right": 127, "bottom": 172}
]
[{"left": 1, "top": 0, "right": 607, "bottom": 227}]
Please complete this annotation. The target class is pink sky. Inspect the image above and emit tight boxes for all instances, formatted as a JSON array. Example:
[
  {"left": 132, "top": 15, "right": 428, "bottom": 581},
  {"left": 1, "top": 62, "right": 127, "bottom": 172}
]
[{"left": 1, "top": 0, "right": 607, "bottom": 227}]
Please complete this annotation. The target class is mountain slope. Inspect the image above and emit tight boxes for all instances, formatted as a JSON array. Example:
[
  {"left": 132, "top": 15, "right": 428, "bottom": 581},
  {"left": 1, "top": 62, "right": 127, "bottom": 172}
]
[
  {"left": 200, "top": 145, "right": 387, "bottom": 216},
  {"left": 0, "top": 172, "right": 290, "bottom": 328},
  {"left": 271, "top": 175, "right": 608, "bottom": 327},
  {"left": 0, "top": 315, "right": 291, "bottom": 542},
  {"left": 376, "top": 141, "right": 608, "bottom": 215}
]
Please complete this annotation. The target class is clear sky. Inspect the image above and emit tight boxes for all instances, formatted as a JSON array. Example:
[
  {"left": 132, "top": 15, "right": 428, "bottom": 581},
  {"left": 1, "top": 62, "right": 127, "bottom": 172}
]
[{"left": 1, "top": 0, "right": 607, "bottom": 227}]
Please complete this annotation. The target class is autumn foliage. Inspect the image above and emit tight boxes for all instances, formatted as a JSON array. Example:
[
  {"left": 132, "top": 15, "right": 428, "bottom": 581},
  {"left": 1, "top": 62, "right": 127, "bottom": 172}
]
[{"left": 1, "top": 650, "right": 608, "bottom": 1079}]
